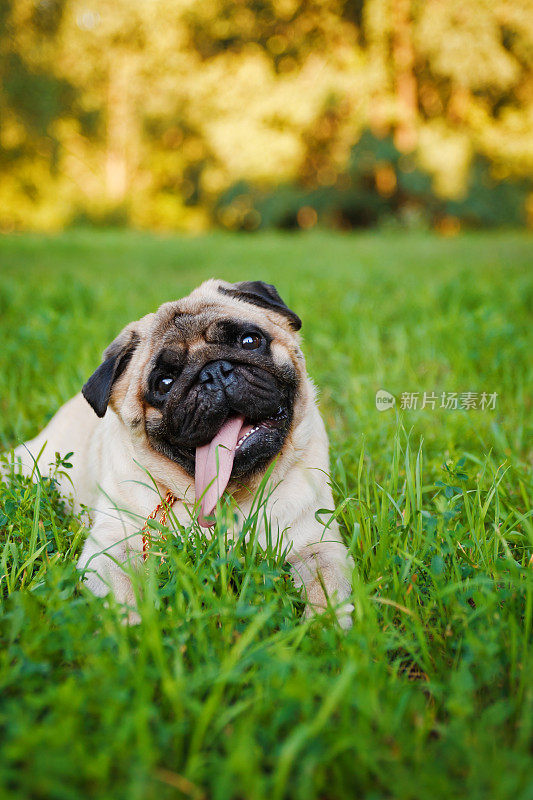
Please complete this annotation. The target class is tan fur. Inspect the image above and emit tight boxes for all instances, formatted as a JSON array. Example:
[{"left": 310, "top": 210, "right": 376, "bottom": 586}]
[{"left": 10, "top": 280, "right": 354, "bottom": 627}]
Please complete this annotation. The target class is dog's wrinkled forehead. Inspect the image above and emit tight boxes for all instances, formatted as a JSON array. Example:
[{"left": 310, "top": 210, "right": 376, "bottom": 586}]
[{"left": 149, "top": 279, "right": 301, "bottom": 344}]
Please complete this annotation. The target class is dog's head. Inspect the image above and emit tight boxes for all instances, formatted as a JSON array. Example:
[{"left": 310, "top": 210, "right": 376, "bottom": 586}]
[{"left": 82, "top": 280, "right": 306, "bottom": 524}]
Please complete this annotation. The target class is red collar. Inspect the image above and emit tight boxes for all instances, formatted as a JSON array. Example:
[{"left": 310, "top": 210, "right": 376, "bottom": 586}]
[{"left": 141, "top": 491, "right": 177, "bottom": 562}]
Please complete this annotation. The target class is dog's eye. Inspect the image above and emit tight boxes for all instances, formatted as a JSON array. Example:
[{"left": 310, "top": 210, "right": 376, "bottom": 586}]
[
  {"left": 240, "top": 333, "right": 262, "bottom": 350},
  {"left": 154, "top": 376, "right": 174, "bottom": 395}
]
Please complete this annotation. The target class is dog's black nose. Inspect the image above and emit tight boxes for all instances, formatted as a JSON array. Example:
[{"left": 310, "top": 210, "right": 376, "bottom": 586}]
[{"left": 198, "top": 360, "right": 234, "bottom": 390}]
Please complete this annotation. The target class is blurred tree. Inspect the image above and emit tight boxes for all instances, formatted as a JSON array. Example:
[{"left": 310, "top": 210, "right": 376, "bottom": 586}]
[{"left": 0, "top": 0, "right": 531, "bottom": 230}]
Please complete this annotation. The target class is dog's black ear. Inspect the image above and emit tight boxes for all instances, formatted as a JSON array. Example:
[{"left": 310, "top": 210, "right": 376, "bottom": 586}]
[
  {"left": 220, "top": 281, "right": 302, "bottom": 331},
  {"left": 82, "top": 330, "right": 140, "bottom": 418}
]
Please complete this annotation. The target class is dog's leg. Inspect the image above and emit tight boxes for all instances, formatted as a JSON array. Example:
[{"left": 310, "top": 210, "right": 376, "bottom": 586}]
[
  {"left": 288, "top": 537, "right": 354, "bottom": 629},
  {"left": 77, "top": 520, "right": 141, "bottom": 623}
]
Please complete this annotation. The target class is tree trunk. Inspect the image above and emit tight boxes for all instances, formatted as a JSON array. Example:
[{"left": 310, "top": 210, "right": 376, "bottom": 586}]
[
  {"left": 105, "top": 53, "right": 138, "bottom": 203},
  {"left": 392, "top": 0, "right": 418, "bottom": 152}
]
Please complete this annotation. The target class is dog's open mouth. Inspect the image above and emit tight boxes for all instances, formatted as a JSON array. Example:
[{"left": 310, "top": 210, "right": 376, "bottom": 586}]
[{"left": 194, "top": 408, "right": 287, "bottom": 527}]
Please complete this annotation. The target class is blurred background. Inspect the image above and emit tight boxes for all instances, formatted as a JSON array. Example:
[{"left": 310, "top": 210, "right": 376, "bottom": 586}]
[{"left": 1, "top": 0, "right": 532, "bottom": 234}]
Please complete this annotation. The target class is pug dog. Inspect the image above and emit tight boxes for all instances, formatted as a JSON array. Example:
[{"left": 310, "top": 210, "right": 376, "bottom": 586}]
[{"left": 11, "top": 280, "right": 353, "bottom": 627}]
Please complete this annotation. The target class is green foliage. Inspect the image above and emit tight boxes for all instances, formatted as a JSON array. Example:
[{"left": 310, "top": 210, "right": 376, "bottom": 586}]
[
  {"left": 217, "top": 132, "right": 531, "bottom": 230},
  {"left": 0, "top": 230, "right": 532, "bottom": 798},
  {"left": 2, "top": 52, "right": 75, "bottom": 136},
  {"left": 447, "top": 157, "right": 531, "bottom": 228},
  {"left": 0, "top": 0, "right": 532, "bottom": 231}
]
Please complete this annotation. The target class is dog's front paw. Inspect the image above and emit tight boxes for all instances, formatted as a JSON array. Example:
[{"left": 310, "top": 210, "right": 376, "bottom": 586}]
[
  {"left": 121, "top": 607, "right": 142, "bottom": 626},
  {"left": 78, "top": 534, "right": 138, "bottom": 610},
  {"left": 333, "top": 601, "right": 354, "bottom": 630},
  {"left": 304, "top": 600, "right": 354, "bottom": 629},
  {"left": 303, "top": 578, "right": 353, "bottom": 629}
]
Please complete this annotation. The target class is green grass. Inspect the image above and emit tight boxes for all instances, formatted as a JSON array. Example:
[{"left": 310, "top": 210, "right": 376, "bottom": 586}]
[{"left": 0, "top": 229, "right": 532, "bottom": 800}]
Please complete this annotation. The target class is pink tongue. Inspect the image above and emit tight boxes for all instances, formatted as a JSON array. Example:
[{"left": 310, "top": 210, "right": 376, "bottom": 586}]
[{"left": 195, "top": 415, "right": 245, "bottom": 527}]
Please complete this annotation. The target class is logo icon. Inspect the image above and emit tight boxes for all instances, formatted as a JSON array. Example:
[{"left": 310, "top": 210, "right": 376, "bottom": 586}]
[{"left": 375, "top": 389, "right": 396, "bottom": 411}]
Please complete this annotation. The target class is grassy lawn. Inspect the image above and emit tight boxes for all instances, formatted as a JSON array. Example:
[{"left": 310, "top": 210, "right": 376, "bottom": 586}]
[{"left": 0, "top": 229, "right": 532, "bottom": 800}]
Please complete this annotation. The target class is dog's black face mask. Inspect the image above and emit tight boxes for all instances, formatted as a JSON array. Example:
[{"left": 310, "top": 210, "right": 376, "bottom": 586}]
[
  {"left": 143, "top": 316, "right": 297, "bottom": 481},
  {"left": 82, "top": 281, "right": 301, "bottom": 524}
]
